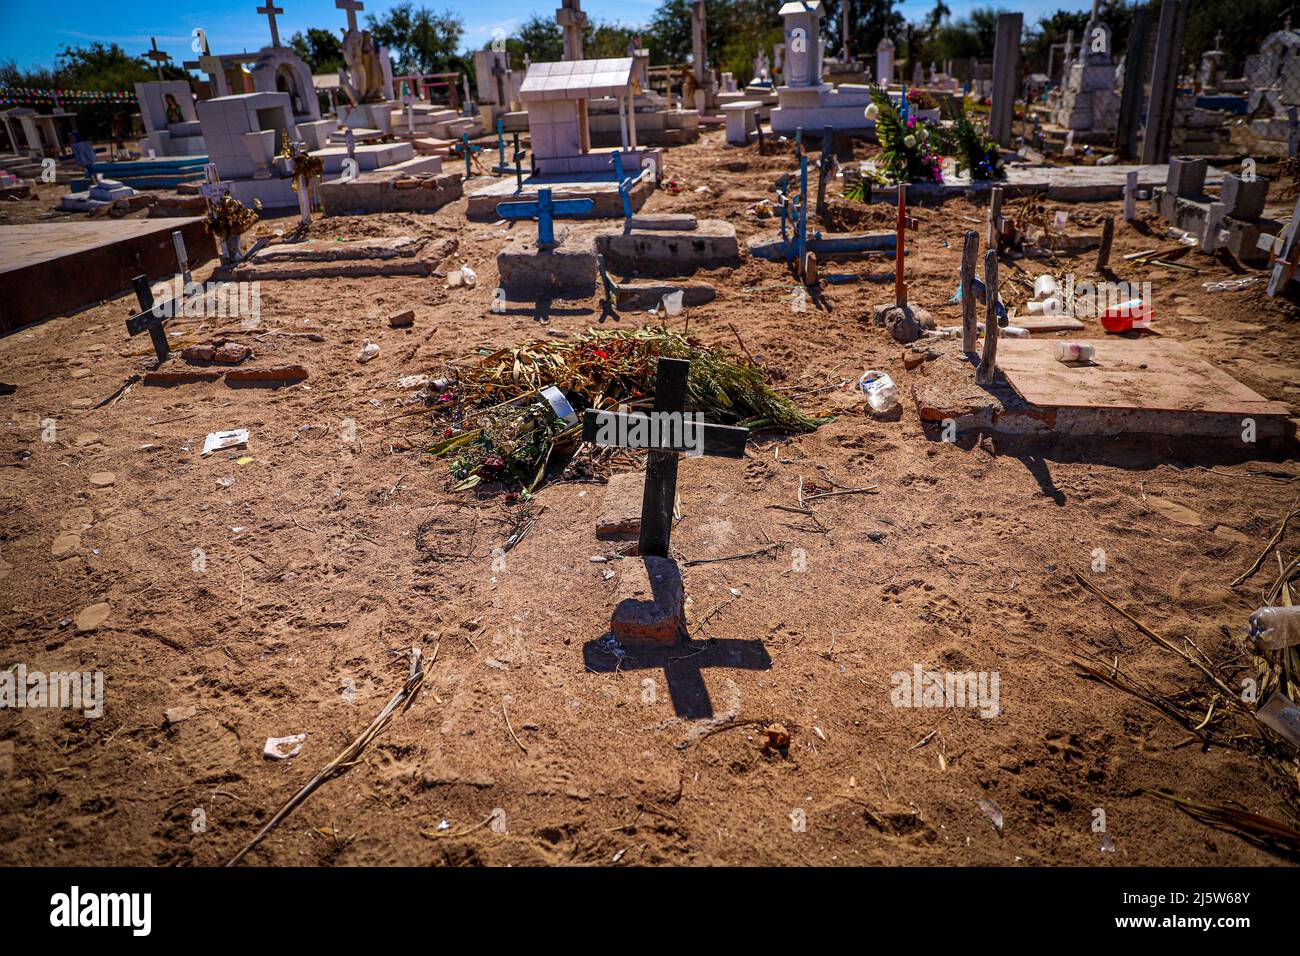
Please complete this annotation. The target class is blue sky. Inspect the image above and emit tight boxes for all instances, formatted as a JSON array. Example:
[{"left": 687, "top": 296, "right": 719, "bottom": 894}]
[{"left": 0, "top": 0, "right": 1084, "bottom": 72}]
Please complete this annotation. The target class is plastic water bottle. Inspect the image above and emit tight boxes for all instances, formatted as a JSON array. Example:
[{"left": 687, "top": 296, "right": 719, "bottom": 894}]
[
  {"left": 1249, "top": 606, "right": 1300, "bottom": 650},
  {"left": 858, "top": 371, "right": 899, "bottom": 414},
  {"left": 1055, "top": 341, "right": 1096, "bottom": 363}
]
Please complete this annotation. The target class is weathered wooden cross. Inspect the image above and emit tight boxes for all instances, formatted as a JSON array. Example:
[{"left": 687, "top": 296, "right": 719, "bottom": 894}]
[
  {"left": 145, "top": 38, "right": 170, "bottom": 81},
  {"left": 815, "top": 125, "right": 835, "bottom": 226},
  {"left": 125, "top": 275, "right": 170, "bottom": 363},
  {"left": 582, "top": 357, "right": 748, "bottom": 557},
  {"left": 495, "top": 188, "right": 594, "bottom": 248},
  {"left": 257, "top": 2, "right": 285, "bottom": 47}
]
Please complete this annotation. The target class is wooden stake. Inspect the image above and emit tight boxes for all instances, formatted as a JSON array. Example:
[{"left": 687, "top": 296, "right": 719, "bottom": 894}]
[
  {"left": 986, "top": 186, "right": 1004, "bottom": 250},
  {"left": 895, "top": 184, "right": 907, "bottom": 307},
  {"left": 975, "top": 250, "right": 999, "bottom": 386},
  {"left": 960, "top": 230, "right": 979, "bottom": 354},
  {"left": 1096, "top": 216, "right": 1114, "bottom": 272}
]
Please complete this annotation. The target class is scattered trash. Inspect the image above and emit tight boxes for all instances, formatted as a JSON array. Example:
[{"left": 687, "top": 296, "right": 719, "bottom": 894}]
[
  {"left": 398, "top": 374, "right": 430, "bottom": 389},
  {"left": 1054, "top": 341, "right": 1096, "bottom": 363},
  {"left": 1251, "top": 606, "right": 1300, "bottom": 650},
  {"left": 539, "top": 385, "right": 578, "bottom": 425},
  {"left": 202, "top": 429, "right": 249, "bottom": 456},
  {"left": 1202, "top": 276, "right": 1261, "bottom": 292},
  {"left": 1100, "top": 298, "right": 1153, "bottom": 334},
  {"left": 74, "top": 602, "right": 111, "bottom": 633},
  {"left": 1100, "top": 834, "right": 1117, "bottom": 852},
  {"left": 1256, "top": 691, "right": 1300, "bottom": 749},
  {"left": 357, "top": 340, "right": 380, "bottom": 363},
  {"left": 447, "top": 265, "right": 477, "bottom": 288},
  {"left": 661, "top": 289, "right": 685, "bottom": 317},
  {"left": 858, "top": 370, "right": 899, "bottom": 414},
  {"left": 216, "top": 476, "right": 235, "bottom": 489},
  {"left": 978, "top": 797, "right": 1005, "bottom": 836},
  {"left": 597, "top": 634, "right": 626, "bottom": 661},
  {"left": 263, "top": 733, "right": 307, "bottom": 760},
  {"left": 164, "top": 706, "right": 197, "bottom": 726}
]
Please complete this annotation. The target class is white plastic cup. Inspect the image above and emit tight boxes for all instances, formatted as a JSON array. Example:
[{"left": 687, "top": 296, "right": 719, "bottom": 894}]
[{"left": 1055, "top": 341, "right": 1095, "bottom": 363}]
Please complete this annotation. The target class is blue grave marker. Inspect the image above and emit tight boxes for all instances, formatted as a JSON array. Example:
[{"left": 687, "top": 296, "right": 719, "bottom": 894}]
[
  {"left": 610, "top": 151, "right": 634, "bottom": 221},
  {"left": 496, "top": 188, "right": 595, "bottom": 248},
  {"left": 458, "top": 132, "right": 482, "bottom": 178}
]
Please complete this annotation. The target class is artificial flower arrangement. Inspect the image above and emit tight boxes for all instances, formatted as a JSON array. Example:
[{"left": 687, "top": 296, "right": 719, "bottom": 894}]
[
  {"left": 936, "top": 105, "right": 1006, "bottom": 181},
  {"left": 864, "top": 88, "right": 943, "bottom": 185}
]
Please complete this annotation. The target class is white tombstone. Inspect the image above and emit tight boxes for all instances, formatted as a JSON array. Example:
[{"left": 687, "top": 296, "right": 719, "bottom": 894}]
[
  {"left": 780, "top": 0, "right": 825, "bottom": 89},
  {"left": 134, "top": 80, "right": 205, "bottom": 156},
  {"left": 876, "top": 37, "right": 895, "bottom": 87}
]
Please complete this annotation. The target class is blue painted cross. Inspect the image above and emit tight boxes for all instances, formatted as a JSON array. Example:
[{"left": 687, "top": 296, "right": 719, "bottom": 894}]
[
  {"left": 496, "top": 188, "right": 594, "bottom": 248},
  {"left": 455, "top": 132, "right": 482, "bottom": 178},
  {"left": 610, "top": 151, "right": 635, "bottom": 221},
  {"left": 496, "top": 116, "right": 506, "bottom": 168}
]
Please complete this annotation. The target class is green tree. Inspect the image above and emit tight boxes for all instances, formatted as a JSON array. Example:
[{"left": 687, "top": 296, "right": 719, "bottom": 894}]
[
  {"left": 289, "top": 28, "right": 344, "bottom": 74},
  {"left": 366, "top": 3, "right": 465, "bottom": 75},
  {"left": 928, "top": 7, "right": 1007, "bottom": 63},
  {"left": 512, "top": 13, "right": 564, "bottom": 62},
  {"left": 645, "top": 0, "right": 780, "bottom": 84}
]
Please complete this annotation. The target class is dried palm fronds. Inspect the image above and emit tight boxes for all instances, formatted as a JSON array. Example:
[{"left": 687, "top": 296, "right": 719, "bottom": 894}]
[
  {"left": 287, "top": 144, "right": 325, "bottom": 213},
  {"left": 426, "top": 326, "right": 829, "bottom": 492},
  {"left": 205, "top": 193, "right": 261, "bottom": 240},
  {"left": 1142, "top": 789, "right": 1300, "bottom": 857},
  {"left": 1073, "top": 570, "right": 1300, "bottom": 848}
]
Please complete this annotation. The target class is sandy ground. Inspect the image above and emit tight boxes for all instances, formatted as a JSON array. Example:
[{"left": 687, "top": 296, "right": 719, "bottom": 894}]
[{"left": 1, "top": 130, "right": 1298, "bottom": 866}]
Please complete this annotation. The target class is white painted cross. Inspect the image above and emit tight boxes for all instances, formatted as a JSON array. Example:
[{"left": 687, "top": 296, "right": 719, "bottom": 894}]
[
  {"left": 258, "top": 2, "right": 285, "bottom": 47},
  {"left": 336, "top": 0, "right": 364, "bottom": 32}
]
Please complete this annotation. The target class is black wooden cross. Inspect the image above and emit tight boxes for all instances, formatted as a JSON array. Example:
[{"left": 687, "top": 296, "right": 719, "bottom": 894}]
[
  {"left": 124, "top": 275, "right": 169, "bottom": 363},
  {"left": 582, "top": 357, "right": 748, "bottom": 557}
]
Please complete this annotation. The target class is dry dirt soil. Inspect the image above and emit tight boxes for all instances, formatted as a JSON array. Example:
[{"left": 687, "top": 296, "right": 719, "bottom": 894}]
[{"left": 1, "top": 130, "right": 1298, "bottom": 867}]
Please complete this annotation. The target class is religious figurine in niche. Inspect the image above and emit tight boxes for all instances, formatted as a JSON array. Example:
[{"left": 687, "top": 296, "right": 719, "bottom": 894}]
[
  {"left": 340, "top": 28, "right": 387, "bottom": 104},
  {"left": 164, "top": 93, "right": 184, "bottom": 125}
]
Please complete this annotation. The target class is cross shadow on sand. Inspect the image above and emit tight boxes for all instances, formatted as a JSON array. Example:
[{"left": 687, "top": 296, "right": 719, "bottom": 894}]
[{"left": 582, "top": 636, "right": 772, "bottom": 720}]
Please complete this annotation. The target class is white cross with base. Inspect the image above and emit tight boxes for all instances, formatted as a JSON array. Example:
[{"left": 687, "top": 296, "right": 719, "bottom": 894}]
[
  {"left": 336, "top": 0, "right": 364, "bottom": 32},
  {"left": 258, "top": 2, "right": 284, "bottom": 47}
]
